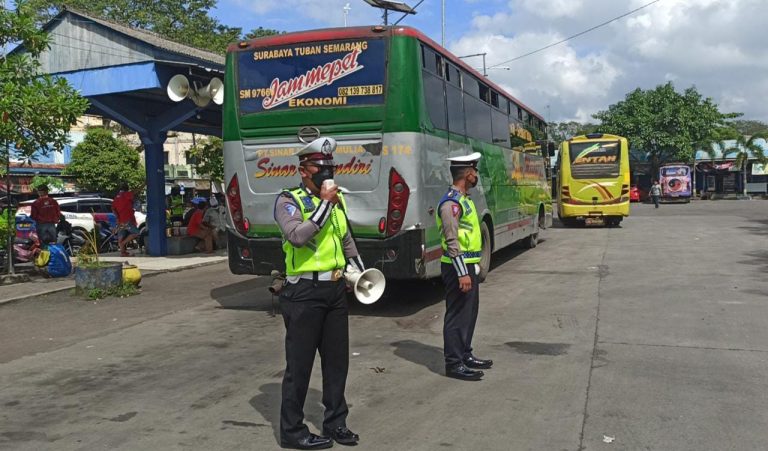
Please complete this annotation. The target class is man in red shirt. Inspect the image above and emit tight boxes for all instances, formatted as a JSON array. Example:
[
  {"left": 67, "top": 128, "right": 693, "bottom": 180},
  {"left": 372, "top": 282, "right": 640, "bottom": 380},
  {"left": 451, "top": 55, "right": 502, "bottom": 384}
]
[
  {"left": 112, "top": 183, "right": 139, "bottom": 257},
  {"left": 30, "top": 185, "right": 60, "bottom": 244},
  {"left": 187, "top": 200, "right": 213, "bottom": 253}
]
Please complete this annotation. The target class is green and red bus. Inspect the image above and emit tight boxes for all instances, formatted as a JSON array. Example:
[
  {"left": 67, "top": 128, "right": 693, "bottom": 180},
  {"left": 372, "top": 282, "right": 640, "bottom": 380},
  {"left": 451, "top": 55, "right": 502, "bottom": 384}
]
[{"left": 223, "top": 26, "right": 552, "bottom": 280}]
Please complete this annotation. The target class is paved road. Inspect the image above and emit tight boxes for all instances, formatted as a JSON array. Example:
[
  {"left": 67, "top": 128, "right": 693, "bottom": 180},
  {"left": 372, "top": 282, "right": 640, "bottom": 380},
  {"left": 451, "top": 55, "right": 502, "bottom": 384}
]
[{"left": 0, "top": 200, "right": 766, "bottom": 451}]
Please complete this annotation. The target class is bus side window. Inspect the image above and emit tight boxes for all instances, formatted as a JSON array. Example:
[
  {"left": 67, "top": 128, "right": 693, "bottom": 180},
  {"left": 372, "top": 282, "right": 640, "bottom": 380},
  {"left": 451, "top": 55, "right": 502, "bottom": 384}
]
[
  {"left": 421, "top": 44, "right": 447, "bottom": 130},
  {"left": 445, "top": 64, "right": 465, "bottom": 136},
  {"left": 463, "top": 73, "right": 492, "bottom": 143}
]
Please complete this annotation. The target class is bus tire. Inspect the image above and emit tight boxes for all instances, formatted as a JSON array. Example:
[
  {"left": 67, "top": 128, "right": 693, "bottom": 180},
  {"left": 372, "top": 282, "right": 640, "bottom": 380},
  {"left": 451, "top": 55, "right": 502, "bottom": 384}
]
[
  {"left": 524, "top": 212, "right": 540, "bottom": 249},
  {"left": 478, "top": 221, "right": 492, "bottom": 282}
]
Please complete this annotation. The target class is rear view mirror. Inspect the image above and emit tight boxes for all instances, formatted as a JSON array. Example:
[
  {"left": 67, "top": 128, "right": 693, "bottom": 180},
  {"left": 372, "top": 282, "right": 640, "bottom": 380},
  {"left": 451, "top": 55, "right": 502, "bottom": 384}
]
[{"left": 547, "top": 142, "right": 556, "bottom": 157}]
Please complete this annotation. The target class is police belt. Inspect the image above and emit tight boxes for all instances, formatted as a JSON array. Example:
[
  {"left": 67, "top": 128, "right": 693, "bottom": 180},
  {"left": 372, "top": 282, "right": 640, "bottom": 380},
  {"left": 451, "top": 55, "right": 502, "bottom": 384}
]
[{"left": 294, "top": 269, "right": 344, "bottom": 282}]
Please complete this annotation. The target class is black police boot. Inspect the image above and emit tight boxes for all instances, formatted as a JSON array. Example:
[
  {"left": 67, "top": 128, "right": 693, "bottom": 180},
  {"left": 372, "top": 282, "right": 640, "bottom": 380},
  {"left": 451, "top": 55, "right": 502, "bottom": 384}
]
[
  {"left": 324, "top": 426, "right": 359, "bottom": 446},
  {"left": 464, "top": 355, "right": 493, "bottom": 369},
  {"left": 280, "top": 433, "right": 333, "bottom": 450},
  {"left": 445, "top": 364, "right": 483, "bottom": 381}
]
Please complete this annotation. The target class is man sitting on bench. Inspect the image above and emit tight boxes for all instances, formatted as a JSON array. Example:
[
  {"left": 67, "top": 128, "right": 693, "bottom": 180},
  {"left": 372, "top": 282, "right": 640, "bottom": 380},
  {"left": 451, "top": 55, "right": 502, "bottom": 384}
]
[{"left": 186, "top": 200, "right": 214, "bottom": 254}]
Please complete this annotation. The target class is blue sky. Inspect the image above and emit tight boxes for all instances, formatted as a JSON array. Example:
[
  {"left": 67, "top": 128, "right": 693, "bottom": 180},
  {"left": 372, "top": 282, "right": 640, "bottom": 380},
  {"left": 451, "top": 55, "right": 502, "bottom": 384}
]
[{"left": 209, "top": 0, "right": 768, "bottom": 124}]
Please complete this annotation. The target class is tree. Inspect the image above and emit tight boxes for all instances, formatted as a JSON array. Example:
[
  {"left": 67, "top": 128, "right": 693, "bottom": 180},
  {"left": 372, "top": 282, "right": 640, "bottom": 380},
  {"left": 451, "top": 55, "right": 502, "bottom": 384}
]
[
  {"left": 64, "top": 127, "right": 144, "bottom": 195},
  {"left": 722, "top": 133, "right": 768, "bottom": 196},
  {"left": 0, "top": 1, "right": 88, "bottom": 163},
  {"left": 727, "top": 119, "right": 768, "bottom": 136},
  {"left": 187, "top": 136, "right": 223, "bottom": 184},
  {"left": 245, "top": 27, "right": 282, "bottom": 40},
  {"left": 26, "top": 0, "right": 243, "bottom": 54},
  {"left": 30, "top": 174, "right": 64, "bottom": 192},
  {"left": 593, "top": 82, "right": 737, "bottom": 173},
  {"left": 549, "top": 121, "right": 599, "bottom": 144}
]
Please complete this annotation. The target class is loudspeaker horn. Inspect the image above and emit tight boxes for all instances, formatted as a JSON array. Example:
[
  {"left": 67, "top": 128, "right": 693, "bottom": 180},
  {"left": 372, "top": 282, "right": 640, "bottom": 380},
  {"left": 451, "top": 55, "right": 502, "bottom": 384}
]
[
  {"left": 205, "top": 77, "right": 224, "bottom": 105},
  {"left": 344, "top": 268, "right": 386, "bottom": 304},
  {"left": 167, "top": 74, "right": 191, "bottom": 102}
]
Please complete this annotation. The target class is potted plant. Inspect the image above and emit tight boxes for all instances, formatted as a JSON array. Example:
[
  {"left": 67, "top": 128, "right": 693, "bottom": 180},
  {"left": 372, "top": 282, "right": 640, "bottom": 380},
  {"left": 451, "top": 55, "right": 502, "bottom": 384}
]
[{"left": 73, "top": 228, "right": 122, "bottom": 295}]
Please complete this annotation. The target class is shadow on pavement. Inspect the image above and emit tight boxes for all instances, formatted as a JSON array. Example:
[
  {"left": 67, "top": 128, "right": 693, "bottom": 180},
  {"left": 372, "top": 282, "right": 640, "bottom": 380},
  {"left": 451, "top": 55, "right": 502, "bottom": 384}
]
[
  {"left": 390, "top": 339, "right": 444, "bottom": 376},
  {"left": 210, "top": 277, "right": 274, "bottom": 311},
  {"left": 249, "top": 383, "right": 325, "bottom": 444},
  {"left": 739, "top": 219, "right": 768, "bottom": 237},
  {"left": 348, "top": 280, "right": 444, "bottom": 318},
  {"left": 741, "top": 250, "right": 768, "bottom": 273}
]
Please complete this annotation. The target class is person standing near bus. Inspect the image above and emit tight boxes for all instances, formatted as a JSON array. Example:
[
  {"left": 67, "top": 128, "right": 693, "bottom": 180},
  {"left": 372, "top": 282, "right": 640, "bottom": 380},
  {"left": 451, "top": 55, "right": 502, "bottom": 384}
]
[
  {"left": 437, "top": 153, "right": 493, "bottom": 381},
  {"left": 30, "top": 184, "right": 60, "bottom": 244},
  {"left": 650, "top": 180, "right": 661, "bottom": 208},
  {"left": 112, "top": 182, "right": 139, "bottom": 257},
  {"left": 273, "top": 137, "right": 364, "bottom": 449}
]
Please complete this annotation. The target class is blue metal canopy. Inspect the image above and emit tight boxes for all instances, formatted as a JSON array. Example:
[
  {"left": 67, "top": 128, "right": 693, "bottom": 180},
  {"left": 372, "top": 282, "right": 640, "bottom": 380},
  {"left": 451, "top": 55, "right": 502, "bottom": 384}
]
[{"left": 22, "top": 8, "right": 225, "bottom": 256}]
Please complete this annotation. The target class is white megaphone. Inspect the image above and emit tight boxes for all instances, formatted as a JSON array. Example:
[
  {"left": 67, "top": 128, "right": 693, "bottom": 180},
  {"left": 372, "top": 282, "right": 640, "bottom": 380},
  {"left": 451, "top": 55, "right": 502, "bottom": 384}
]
[
  {"left": 204, "top": 77, "right": 224, "bottom": 105},
  {"left": 344, "top": 268, "right": 386, "bottom": 304},
  {"left": 167, "top": 74, "right": 191, "bottom": 102}
]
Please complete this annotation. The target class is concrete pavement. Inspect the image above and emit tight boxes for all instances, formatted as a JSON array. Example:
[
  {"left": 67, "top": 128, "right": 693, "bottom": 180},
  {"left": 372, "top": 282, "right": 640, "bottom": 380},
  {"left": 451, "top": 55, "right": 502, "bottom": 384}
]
[
  {"left": 0, "top": 252, "right": 227, "bottom": 306},
  {"left": 0, "top": 200, "right": 766, "bottom": 450}
]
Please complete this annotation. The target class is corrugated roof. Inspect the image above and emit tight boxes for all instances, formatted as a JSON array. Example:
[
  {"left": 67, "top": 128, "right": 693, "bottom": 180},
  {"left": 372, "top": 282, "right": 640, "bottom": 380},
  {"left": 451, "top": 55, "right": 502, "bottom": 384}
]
[{"left": 59, "top": 8, "right": 225, "bottom": 67}]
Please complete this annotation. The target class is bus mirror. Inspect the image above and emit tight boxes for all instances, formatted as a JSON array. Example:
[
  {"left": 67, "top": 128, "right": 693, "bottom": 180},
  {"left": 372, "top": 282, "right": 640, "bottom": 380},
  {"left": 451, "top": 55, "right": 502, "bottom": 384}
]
[{"left": 547, "top": 142, "right": 556, "bottom": 157}]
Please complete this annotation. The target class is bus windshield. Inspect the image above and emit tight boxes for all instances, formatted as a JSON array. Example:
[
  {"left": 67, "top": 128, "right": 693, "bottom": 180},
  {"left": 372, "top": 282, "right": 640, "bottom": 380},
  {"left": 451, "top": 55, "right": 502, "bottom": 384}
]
[
  {"left": 236, "top": 38, "right": 387, "bottom": 115},
  {"left": 568, "top": 141, "right": 620, "bottom": 179},
  {"left": 661, "top": 166, "right": 689, "bottom": 176}
]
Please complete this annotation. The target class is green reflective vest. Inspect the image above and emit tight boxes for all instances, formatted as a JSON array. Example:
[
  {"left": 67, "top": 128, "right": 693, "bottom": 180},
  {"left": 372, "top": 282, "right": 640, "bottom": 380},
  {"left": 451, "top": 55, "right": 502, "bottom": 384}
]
[
  {"left": 281, "top": 187, "right": 349, "bottom": 275},
  {"left": 169, "top": 195, "right": 184, "bottom": 217},
  {"left": 436, "top": 189, "right": 483, "bottom": 264}
]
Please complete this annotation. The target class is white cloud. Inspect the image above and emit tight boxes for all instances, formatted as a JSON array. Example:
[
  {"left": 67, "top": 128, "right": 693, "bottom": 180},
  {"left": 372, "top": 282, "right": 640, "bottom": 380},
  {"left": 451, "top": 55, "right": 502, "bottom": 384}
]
[
  {"left": 453, "top": 0, "right": 768, "bottom": 122},
  {"left": 515, "top": 0, "right": 584, "bottom": 18}
]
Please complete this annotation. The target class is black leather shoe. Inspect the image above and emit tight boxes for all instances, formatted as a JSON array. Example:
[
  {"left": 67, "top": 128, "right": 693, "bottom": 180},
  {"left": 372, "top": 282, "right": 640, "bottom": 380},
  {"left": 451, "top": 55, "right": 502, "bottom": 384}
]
[
  {"left": 445, "top": 364, "right": 483, "bottom": 381},
  {"left": 324, "top": 426, "right": 359, "bottom": 446},
  {"left": 281, "top": 433, "right": 333, "bottom": 450},
  {"left": 464, "top": 355, "right": 493, "bottom": 369}
]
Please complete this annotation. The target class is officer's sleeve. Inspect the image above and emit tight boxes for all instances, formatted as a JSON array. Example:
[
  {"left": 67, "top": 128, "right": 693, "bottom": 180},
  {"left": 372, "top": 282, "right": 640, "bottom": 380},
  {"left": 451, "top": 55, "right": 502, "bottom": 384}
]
[
  {"left": 342, "top": 230, "right": 364, "bottom": 272},
  {"left": 439, "top": 201, "right": 469, "bottom": 277},
  {"left": 274, "top": 194, "right": 331, "bottom": 247}
]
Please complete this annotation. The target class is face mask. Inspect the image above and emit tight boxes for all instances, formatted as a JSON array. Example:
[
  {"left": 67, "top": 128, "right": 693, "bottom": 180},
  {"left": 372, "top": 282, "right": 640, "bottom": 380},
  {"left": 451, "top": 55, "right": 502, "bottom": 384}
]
[
  {"left": 310, "top": 166, "right": 335, "bottom": 188},
  {"left": 468, "top": 172, "right": 478, "bottom": 188}
]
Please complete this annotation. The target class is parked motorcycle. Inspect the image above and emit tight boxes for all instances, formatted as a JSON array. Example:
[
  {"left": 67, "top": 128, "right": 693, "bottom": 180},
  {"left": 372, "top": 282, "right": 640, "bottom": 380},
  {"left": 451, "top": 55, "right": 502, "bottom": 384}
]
[
  {"left": 13, "top": 230, "right": 41, "bottom": 264},
  {"left": 56, "top": 215, "right": 86, "bottom": 257}
]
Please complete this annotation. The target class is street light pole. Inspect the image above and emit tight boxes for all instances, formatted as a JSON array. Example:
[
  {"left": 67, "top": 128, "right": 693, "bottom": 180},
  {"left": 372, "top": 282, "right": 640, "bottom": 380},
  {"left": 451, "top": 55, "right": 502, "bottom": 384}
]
[
  {"left": 458, "top": 52, "right": 487, "bottom": 76},
  {"left": 343, "top": 3, "right": 351, "bottom": 27},
  {"left": 5, "top": 140, "right": 13, "bottom": 275},
  {"left": 441, "top": 0, "right": 445, "bottom": 47}
]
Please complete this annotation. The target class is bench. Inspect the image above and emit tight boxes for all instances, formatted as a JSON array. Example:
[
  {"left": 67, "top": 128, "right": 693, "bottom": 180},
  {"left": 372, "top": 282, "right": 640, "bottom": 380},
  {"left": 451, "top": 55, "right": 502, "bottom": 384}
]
[{"left": 167, "top": 236, "right": 199, "bottom": 255}]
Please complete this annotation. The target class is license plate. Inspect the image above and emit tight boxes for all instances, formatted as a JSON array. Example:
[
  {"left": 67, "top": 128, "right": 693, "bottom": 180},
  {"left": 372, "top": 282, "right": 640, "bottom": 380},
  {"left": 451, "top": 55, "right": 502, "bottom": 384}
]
[{"left": 585, "top": 217, "right": 604, "bottom": 225}]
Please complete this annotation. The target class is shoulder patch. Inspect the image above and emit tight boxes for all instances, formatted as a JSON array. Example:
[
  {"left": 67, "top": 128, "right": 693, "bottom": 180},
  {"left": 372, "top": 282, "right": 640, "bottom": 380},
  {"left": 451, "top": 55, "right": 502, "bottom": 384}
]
[
  {"left": 451, "top": 204, "right": 461, "bottom": 217},
  {"left": 461, "top": 199, "right": 473, "bottom": 215},
  {"left": 300, "top": 196, "right": 315, "bottom": 212},
  {"left": 284, "top": 204, "right": 298, "bottom": 217}
]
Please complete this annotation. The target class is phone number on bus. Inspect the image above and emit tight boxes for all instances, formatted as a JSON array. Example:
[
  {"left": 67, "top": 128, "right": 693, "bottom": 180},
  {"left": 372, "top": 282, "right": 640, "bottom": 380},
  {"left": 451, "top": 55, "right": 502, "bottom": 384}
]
[{"left": 338, "top": 84, "right": 383, "bottom": 96}]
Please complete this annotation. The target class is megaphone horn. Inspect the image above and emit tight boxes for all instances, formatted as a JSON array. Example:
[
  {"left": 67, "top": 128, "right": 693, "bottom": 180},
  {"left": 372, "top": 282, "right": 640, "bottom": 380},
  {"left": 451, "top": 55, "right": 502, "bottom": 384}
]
[
  {"left": 204, "top": 77, "right": 224, "bottom": 105},
  {"left": 167, "top": 74, "right": 191, "bottom": 102},
  {"left": 344, "top": 268, "right": 386, "bottom": 304}
]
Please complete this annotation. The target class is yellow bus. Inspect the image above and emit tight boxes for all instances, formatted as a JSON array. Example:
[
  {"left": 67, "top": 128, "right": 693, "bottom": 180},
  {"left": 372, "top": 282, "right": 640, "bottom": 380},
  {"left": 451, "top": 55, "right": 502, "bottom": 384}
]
[{"left": 557, "top": 133, "right": 630, "bottom": 227}]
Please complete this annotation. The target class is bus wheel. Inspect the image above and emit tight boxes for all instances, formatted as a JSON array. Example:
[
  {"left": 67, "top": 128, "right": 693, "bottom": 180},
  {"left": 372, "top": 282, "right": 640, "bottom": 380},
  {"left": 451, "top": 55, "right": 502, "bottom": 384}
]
[
  {"left": 478, "top": 221, "right": 492, "bottom": 282},
  {"left": 524, "top": 216, "right": 539, "bottom": 249}
]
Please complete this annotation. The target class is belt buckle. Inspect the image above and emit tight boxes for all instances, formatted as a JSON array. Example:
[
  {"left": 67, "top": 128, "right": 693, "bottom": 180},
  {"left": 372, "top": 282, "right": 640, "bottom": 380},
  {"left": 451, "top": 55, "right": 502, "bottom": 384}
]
[{"left": 331, "top": 269, "right": 343, "bottom": 282}]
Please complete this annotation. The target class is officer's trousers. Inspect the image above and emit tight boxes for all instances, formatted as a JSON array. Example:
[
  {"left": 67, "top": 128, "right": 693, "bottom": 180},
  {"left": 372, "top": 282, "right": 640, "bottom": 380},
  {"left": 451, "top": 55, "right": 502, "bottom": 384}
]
[
  {"left": 279, "top": 278, "right": 349, "bottom": 442},
  {"left": 441, "top": 262, "right": 480, "bottom": 368}
]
